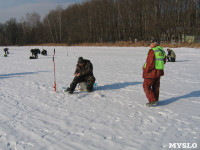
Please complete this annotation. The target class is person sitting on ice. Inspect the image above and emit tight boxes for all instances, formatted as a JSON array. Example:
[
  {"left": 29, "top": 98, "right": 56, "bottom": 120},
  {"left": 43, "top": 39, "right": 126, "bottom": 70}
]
[
  {"left": 4, "top": 48, "right": 9, "bottom": 57},
  {"left": 66, "top": 57, "right": 96, "bottom": 94},
  {"left": 30, "top": 49, "right": 40, "bottom": 59},
  {"left": 166, "top": 48, "right": 176, "bottom": 62},
  {"left": 41, "top": 49, "right": 47, "bottom": 55}
]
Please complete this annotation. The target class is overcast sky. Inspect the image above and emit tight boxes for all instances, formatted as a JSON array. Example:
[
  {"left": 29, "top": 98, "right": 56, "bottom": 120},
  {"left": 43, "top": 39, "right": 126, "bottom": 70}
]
[{"left": 0, "top": 0, "right": 83, "bottom": 23}]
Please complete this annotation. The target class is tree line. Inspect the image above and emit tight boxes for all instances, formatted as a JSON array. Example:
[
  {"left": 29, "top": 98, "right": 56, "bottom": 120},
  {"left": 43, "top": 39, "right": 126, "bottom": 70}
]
[{"left": 0, "top": 0, "right": 199, "bottom": 46}]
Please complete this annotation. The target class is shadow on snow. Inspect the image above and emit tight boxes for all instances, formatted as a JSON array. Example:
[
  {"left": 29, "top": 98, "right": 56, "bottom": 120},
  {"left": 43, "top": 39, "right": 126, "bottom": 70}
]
[
  {"left": 0, "top": 71, "right": 50, "bottom": 79},
  {"left": 98, "top": 81, "right": 142, "bottom": 90},
  {"left": 175, "top": 60, "right": 190, "bottom": 62},
  {"left": 158, "top": 90, "right": 200, "bottom": 106}
]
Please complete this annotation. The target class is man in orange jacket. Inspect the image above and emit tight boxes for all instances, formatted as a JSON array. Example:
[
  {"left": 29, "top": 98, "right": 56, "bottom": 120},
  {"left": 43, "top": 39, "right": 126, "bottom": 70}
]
[{"left": 143, "top": 42, "right": 166, "bottom": 106}]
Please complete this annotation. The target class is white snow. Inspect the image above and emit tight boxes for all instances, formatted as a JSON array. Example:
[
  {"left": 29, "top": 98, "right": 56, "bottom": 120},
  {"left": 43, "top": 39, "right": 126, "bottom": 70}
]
[{"left": 0, "top": 46, "right": 199, "bottom": 150}]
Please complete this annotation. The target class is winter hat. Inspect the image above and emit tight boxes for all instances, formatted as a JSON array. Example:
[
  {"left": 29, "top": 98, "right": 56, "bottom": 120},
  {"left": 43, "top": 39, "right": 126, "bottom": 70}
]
[
  {"left": 152, "top": 41, "right": 159, "bottom": 45},
  {"left": 78, "top": 57, "right": 84, "bottom": 63}
]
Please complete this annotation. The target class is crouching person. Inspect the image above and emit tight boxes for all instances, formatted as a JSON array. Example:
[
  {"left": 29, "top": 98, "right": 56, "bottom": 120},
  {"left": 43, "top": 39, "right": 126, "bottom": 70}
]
[
  {"left": 41, "top": 49, "right": 47, "bottom": 55},
  {"left": 167, "top": 48, "right": 176, "bottom": 62},
  {"left": 4, "top": 48, "right": 9, "bottom": 57},
  {"left": 66, "top": 57, "right": 96, "bottom": 94},
  {"left": 30, "top": 49, "right": 40, "bottom": 59}
]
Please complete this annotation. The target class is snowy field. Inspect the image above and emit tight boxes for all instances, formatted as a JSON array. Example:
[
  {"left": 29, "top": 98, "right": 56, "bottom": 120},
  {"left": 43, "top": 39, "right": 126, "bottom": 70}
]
[{"left": 0, "top": 46, "right": 200, "bottom": 150}]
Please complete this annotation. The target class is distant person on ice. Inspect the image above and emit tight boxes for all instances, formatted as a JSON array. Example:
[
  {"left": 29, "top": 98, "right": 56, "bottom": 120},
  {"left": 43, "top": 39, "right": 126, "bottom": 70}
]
[
  {"left": 166, "top": 48, "right": 176, "bottom": 62},
  {"left": 41, "top": 49, "right": 47, "bottom": 55},
  {"left": 30, "top": 49, "right": 40, "bottom": 59},
  {"left": 4, "top": 48, "right": 9, "bottom": 56},
  {"left": 66, "top": 57, "right": 96, "bottom": 94},
  {"left": 143, "top": 42, "right": 166, "bottom": 107}
]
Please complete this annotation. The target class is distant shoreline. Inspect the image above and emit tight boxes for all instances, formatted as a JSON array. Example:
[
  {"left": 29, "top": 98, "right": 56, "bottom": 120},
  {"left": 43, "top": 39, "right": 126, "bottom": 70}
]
[{"left": 2, "top": 41, "right": 200, "bottom": 48}]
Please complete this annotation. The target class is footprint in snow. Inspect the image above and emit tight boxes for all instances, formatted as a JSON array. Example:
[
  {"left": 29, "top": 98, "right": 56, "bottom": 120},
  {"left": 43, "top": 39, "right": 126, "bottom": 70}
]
[{"left": 104, "top": 136, "right": 122, "bottom": 140}]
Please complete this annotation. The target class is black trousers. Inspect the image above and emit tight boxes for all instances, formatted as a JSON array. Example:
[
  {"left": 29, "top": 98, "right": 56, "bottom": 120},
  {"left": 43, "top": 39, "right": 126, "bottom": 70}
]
[
  {"left": 69, "top": 75, "right": 95, "bottom": 92},
  {"left": 167, "top": 57, "right": 175, "bottom": 62}
]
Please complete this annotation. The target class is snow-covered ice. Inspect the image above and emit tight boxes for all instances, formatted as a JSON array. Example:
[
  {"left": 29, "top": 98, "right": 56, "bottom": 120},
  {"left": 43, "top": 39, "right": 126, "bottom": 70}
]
[{"left": 0, "top": 46, "right": 199, "bottom": 150}]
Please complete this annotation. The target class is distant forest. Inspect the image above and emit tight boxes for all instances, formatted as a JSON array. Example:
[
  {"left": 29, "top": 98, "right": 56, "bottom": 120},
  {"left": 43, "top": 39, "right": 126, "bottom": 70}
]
[{"left": 0, "top": 0, "right": 200, "bottom": 46}]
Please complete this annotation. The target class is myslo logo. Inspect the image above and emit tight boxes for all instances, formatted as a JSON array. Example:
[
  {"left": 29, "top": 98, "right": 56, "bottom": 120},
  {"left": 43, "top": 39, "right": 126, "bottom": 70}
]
[{"left": 169, "top": 143, "right": 198, "bottom": 149}]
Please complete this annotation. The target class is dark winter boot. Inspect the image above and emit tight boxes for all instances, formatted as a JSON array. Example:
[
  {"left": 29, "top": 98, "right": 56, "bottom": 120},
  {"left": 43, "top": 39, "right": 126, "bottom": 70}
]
[
  {"left": 68, "top": 91, "right": 73, "bottom": 94},
  {"left": 146, "top": 103, "right": 153, "bottom": 107},
  {"left": 87, "top": 88, "right": 93, "bottom": 93},
  {"left": 146, "top": 101, "right": 158, "bottom": 107},
  {"left": 171, "top": 58, "right": 175, "bottom": 62},
  {"left": 86, "top": 81, "right": 94, "bottom": 92},
  {"left": 65, "top": 87, "right": 73, "bottom": 94}
]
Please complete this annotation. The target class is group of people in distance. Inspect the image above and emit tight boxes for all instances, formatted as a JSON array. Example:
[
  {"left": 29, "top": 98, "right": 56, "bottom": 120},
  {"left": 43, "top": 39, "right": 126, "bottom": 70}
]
[
  {"left": 66, "top": 41, "right": 176, "bottom": 107},
  {"left": 2, "top": 48, "right": 48, "bottom": 59},
  {"left": 30, "top": 49, "right": 47, "bottom": 59}
]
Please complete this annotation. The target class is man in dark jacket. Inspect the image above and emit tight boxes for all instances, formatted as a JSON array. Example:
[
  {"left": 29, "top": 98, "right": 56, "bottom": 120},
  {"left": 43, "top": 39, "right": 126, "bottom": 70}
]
[
  {"left": 66, "top": 57, "right": 96, "bottom": 94},
  {"left": 143, "top": 42, "right": 166, "bottom": 106},
  {"left": 30, "top": 49, "right": 40, "bottom": 59}
]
